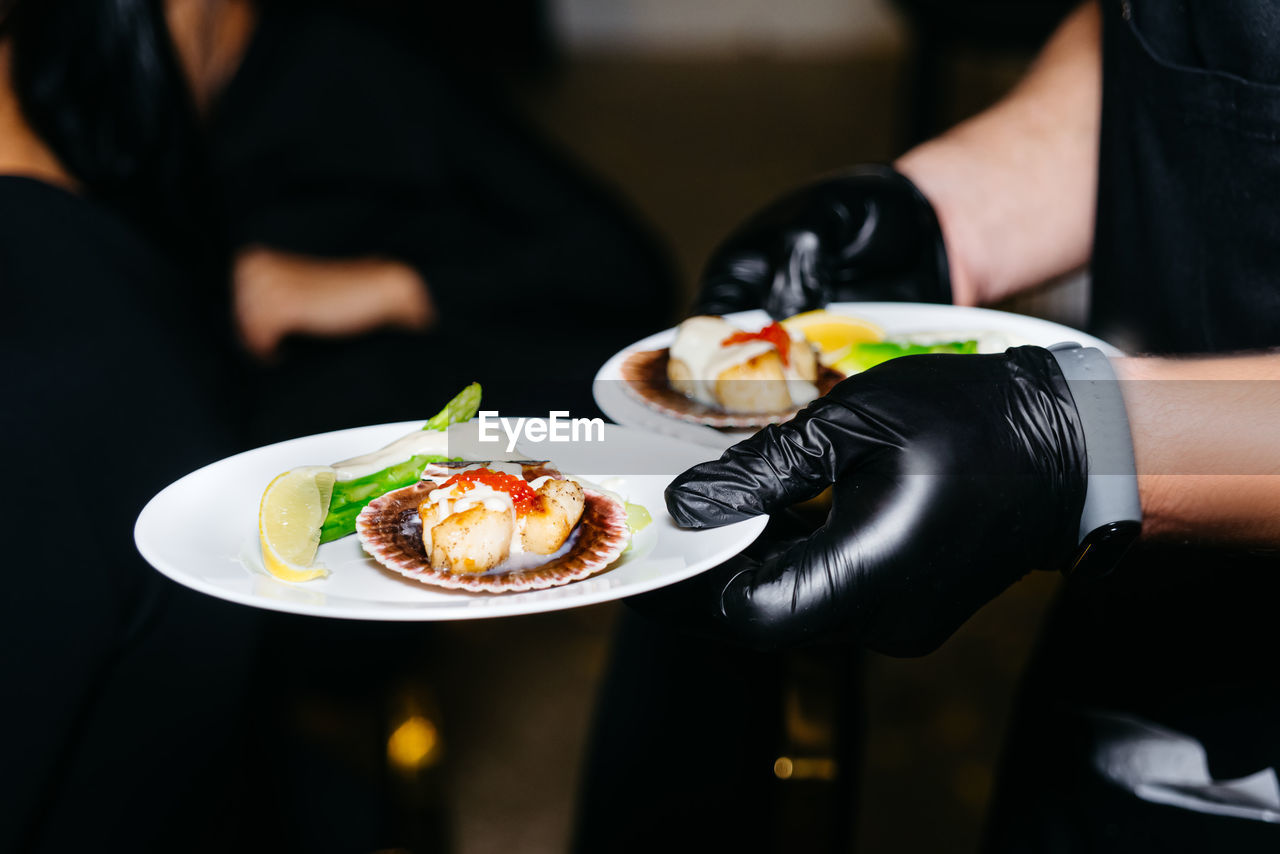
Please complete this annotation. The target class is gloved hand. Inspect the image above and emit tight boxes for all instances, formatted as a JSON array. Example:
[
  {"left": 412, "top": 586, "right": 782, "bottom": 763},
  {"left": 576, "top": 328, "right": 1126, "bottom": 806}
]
[
  {"left": 695, "top": 164, "right": 951, "bottom": 320},
  {"left": 640, "top": 345, "right": 1088, "bottom": 657}
]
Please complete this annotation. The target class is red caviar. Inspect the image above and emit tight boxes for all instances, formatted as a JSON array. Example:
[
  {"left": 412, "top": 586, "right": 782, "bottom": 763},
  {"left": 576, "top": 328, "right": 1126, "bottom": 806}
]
[
  {"left": 721, "top": 321, "right": 791, "bottom": 366},
  {"left": 441, "top": 468, "right": 538, "bottom": 515}
]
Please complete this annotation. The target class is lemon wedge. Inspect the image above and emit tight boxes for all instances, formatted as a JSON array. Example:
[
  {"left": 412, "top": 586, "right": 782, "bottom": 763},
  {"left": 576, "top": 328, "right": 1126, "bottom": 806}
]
[
  {"left": 781, "top": 310, "right": 885, "bottom": 365},
  {"left": 259, "top": 465, "right": 337, "bottom": 582}
]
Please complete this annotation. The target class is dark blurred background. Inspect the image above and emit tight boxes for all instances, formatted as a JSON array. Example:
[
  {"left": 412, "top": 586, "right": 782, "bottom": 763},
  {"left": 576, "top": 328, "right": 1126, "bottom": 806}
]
[
  {"left": 4, "top": 0, "right": 1088, "bottom": 850},
  {"left": 342, "top": 1, "right": 1086, "bottom": 852}
]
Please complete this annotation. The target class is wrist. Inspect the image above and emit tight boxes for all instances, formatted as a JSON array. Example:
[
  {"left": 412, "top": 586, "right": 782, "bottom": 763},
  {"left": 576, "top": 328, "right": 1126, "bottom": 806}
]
[
  {"left": 1112, "top": 354, "right": 1280, "bottom": 545},
  {"left": 894, "top": 147, "right": 982, "bottom": 307},
  {"left": 1047, "top": 343, "right": 1142, "bottom": 577},
  {"left": 303, "top": 258, "right": 434, "bottom": 335},
  {"left": 370, "top": 260, "right": 435, "bottom": 331}
]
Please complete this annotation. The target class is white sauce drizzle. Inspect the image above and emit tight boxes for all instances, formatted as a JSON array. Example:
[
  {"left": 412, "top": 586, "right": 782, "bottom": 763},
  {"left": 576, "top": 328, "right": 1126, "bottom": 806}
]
[
  {"left": 332, "top": 421, "right": 524, "bottom": 482},
  {"left": 668, "top": 315, "right": 819, "bottom": 408}
]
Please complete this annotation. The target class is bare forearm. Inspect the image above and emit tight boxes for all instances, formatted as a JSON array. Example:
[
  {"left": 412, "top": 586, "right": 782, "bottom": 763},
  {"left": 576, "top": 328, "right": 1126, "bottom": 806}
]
[
  {"left": 234, "top": 248, "right": 435, "bottom": 359},
  {"left": 296, "top": 257, "right": 434, "bottom": 335},
  {"left": 895, "top": 1, "right": 1101, "bottom": 306},
  {"left": 1115, "top": 352, "right": 1280, "bottom": 545}
]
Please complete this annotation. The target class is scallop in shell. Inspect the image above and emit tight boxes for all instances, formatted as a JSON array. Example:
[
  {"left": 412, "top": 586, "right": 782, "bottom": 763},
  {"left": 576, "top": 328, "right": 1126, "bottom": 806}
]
[
  {"left": 620, "top": 347, "right": 845, "bottom": 429},
  {"left": 355, "top": 461, "right": 631, "bottom": 593}
]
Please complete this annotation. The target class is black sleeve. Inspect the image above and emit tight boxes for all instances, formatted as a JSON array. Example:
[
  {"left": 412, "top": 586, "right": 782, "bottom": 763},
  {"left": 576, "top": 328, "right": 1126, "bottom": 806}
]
[{"left": 0, "top": 180, "right": 260, "bottom": 851}]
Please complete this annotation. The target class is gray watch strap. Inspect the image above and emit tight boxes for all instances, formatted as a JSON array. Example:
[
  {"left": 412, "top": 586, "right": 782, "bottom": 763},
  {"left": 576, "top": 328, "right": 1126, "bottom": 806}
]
[{"left": 1048, "top": 342, "right": 1142, "bottom": 543}]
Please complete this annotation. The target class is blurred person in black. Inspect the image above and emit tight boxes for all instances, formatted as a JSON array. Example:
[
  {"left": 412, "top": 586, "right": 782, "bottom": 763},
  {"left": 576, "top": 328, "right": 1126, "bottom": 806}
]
[
  {"left": 206, "top": 1, "right": 678, "bottom": 444},
  {"left": 580, "top": 2, "right": 1280, "bottom": 852},
  {"left": 0, "top": 1, "right": 260, "bottom": 851}
]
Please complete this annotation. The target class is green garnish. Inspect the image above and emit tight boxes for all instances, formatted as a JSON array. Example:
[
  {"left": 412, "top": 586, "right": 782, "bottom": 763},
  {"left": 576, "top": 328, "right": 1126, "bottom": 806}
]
[
  {"left": 620, "top": 501, "right": 652, "bottom": 555},
  {"left": 833, "top": 339, "right": 978, "bottom": 375},
  {"left": 319, "top": 383, "right": 480, "bottom": 543},
  {"left": 625, "top": 502, "right": 652, "bottom": 534},
  {"left": 422, "top": 382, "right": 482, "bottom": 432}
]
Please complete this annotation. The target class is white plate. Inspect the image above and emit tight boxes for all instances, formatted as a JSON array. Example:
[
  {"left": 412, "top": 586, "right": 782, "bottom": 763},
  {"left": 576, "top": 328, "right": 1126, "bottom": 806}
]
[
  {"left": 593, "top": 302, "right": 1123, "bottom": 451},
  {"left": 135, "top": 423, "right": 765, "bottom": 621}
]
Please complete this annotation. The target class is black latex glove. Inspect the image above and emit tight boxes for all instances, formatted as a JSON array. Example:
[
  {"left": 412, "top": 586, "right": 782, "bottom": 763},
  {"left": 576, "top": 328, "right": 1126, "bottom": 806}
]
[
  {"left": 640, "top": 345, "right": 1088, "bottom": 657},
  {"left": 696, "top": 164, "right": 951, "bottom": 320}
]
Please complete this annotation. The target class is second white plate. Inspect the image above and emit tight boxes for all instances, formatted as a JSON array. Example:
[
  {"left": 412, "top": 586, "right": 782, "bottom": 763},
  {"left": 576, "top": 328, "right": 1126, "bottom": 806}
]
[{"left": 593, "top": 302, "right": 1122, "bottom": 451}]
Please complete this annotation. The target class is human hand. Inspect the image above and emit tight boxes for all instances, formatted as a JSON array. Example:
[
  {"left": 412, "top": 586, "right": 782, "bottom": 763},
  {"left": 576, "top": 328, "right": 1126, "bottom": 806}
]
[
  {"left": 641, "top": 346, "right": 1089, "bottom": 656},
  {"left": 695, "top": 164, "right": 951, "bottom": 320},
  {"left": 233, "top": 247, "right": 435, "bottom": 360}
]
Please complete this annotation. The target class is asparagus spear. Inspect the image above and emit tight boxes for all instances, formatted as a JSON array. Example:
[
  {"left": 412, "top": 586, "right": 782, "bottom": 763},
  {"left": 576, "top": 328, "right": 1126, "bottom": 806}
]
[
  {"left": 422, "top": 381, "right": 482, "bottom": 432},
  {"left": 320, "top": 383, "right": 482, "bottom": 543}
]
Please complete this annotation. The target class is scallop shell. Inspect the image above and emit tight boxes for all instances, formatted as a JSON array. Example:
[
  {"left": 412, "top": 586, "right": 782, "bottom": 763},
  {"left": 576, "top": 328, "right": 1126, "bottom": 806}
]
[
  {"left": 355, "top": 462, "right": 631, "bottom": 593},
  {"left": 620, "top": 348, "right": 845, "bottom": 429}
]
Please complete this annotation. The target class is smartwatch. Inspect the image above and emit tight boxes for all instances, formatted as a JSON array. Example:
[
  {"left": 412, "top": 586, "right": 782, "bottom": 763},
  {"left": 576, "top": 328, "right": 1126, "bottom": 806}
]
[{"left": 1049, "top": 342, "right": 1143, "bottom": 579}]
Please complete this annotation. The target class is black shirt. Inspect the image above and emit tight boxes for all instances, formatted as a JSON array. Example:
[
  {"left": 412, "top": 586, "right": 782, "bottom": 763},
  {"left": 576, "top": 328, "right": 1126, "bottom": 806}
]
[{"left": 207, "top": 7, "right": 679, "bottom": 442}]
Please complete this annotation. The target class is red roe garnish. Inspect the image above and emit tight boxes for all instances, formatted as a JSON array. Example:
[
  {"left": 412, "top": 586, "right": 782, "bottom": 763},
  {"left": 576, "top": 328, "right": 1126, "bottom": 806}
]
[
  {"left": 721, "top": 321, "right": 791, "bottom": 366},
  {"left": 441, "top": 468, "right": 538, "bottom": 515}
]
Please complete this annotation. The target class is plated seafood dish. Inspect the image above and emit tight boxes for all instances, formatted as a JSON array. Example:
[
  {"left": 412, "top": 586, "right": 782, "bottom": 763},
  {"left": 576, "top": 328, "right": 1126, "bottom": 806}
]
[
  {"left": 620, "top": 310, "right": 987, "bottom": 429},
  {"left": 255, "top": 383, "right": 646, "bottom": 593},
  {"left": 620, "top": 315, "right": 845, "bottom": 428},
  {"left": 356, "top": 461, "right": 631, "bottom": 593}
]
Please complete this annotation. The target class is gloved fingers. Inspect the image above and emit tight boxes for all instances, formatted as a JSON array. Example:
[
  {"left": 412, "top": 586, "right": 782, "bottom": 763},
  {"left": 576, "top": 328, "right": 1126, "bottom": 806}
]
[
  {"left": 710, "top": 467, "right": 899, "bottom": 652},
  {"left": 664, "top": 394, "right": 878, "bottom": 529},
  {"left": 763, "top": 230, "right": 828, "bottom": 320},
  {"left": 645, "top": 468, "right": 969, "bottom": 655},
  {"left": 714, "top": 472, "right": 966, "bottom": 656},
  {"left": 626, "top": 525, "right": 860, "bottom": 653},
  {"left": 694, "top": 250, "right": 770, "bottom": 316},
  {"left": 713, "top": 528, "right": 853, "bottom": 651},
  {"left": 651, "top": 494, "right": 877, "bottom": 653},
  {"left": 623, "top": 511, "right": 813, "bottom": 643},
  {"left": 698, "top": 218, "right": 832, "bottom": 319}
]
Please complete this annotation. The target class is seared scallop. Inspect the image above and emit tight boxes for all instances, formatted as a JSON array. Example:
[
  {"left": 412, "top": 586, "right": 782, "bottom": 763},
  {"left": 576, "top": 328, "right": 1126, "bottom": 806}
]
[
  {"left": 714, "top": 350, "right": 793, "bottom": 413},
  {"left": 429, "top": 505, "right": 514, "bottom": 573},
  {"left": 789, "top": 336, "right": 818, "bottom": 382},
  {"left": 667, "top": 356, "right": 697, "bottom": 399},
  {"left": 523, "top": 478, "right": 586, "bottom": 555}
]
